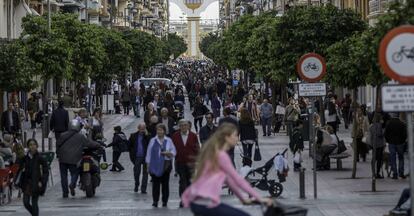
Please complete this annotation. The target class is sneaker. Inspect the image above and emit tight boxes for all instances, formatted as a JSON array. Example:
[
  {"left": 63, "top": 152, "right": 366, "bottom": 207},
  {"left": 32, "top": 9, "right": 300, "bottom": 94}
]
[
  {"left": 63, "top": 194, "right": 68, "bottom": 198},
  {"left": 376, "top": 174, "right": 384, "bottom": 179},
  {"left": 134, "top": 185, "right": 138, "bottom": 193},
  {"left": 179, "top": 202, "right": 184, "bottom": 208},
  {"left": 152, "top": 203, "right": 158, "bottom": 208},
  {"left": 162, "top": 202, "right": 167, "bottom": 207},
  {"left": 141, "top": 191, "right": 147, "bottom": 194}
]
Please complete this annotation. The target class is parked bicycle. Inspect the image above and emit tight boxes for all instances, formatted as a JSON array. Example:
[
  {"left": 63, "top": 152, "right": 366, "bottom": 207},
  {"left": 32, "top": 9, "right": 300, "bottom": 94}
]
[{"left": 392, "top": 46, "right": 414, "bottom": 63}]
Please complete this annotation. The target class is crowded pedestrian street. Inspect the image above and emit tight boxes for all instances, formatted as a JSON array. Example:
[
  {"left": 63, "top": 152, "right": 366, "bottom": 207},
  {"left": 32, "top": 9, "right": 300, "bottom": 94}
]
[
  {"left": 1, "top": 0, "right": 414, "bottom": 216},
  {"left": 0, "top": 94, "right": 409, "bottom": 216}
]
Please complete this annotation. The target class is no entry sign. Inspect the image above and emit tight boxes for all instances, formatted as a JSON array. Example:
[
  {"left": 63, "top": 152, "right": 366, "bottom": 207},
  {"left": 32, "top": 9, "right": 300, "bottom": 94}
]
[
  {"left": 379, "top": 25, "right": 414, "bottom": 83},
  {"left": 296, "top": 53, "right": 326, "bottom": 83}
]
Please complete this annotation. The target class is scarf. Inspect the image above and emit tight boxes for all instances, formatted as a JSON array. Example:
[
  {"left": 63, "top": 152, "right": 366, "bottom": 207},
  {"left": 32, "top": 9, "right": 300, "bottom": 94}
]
[{"left": 149, "top": 138, "right": 167, "bottom": 177}]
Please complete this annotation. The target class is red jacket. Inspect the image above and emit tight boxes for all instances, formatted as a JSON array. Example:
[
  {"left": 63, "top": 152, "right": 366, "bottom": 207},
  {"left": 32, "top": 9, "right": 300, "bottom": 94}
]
[{"left": 171, "top": 131, "right": 200, "bottom": 165}]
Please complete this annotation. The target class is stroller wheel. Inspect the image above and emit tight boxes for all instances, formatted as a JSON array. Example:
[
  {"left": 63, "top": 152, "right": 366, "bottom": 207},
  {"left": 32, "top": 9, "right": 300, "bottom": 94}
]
[{"left": 269, "top": 182, "right": 283, "bottom": 197}]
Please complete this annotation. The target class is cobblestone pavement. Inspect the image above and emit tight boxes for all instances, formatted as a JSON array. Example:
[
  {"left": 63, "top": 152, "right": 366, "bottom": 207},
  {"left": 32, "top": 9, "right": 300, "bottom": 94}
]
[{"left": 0, "top": 102, "right": 409, "bottom": 216}]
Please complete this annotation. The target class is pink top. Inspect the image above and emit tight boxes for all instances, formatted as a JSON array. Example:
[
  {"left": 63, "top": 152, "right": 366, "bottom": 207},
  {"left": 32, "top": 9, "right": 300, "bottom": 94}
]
[{"left": 182, "top": 151, "right": 261, "bottom": 208}]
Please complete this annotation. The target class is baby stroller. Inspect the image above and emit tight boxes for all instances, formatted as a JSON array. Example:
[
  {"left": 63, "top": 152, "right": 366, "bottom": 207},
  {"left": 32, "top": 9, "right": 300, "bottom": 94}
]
[{"left": 241, "top": 149, "right": 289, "bottom": 198}]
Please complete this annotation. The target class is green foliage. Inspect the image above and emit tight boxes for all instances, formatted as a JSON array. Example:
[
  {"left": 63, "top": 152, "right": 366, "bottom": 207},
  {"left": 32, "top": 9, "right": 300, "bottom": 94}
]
[
  {"left": 365, "top": 0, "right": 414, "bottom": 85},
  {"left": 0, "top": 41, "right": 38, "bottom": 91},
  {"left": 164, "top": 33, "right": 187, "bottom": 59},
  {"left": 246, "top": 16, "right": 279, "bottom": 80},
  {"left": 123, "top": 30, "right": 166, "bottom": 75},
  {"left": 92, "top": 27, "right": 132, "bottom": 82},
  {"left": 21, "top": 15, "right": 73, "bottom": 81},
  {"left": 200, "top": 32, "right": 219, "bottom": 58},
  {"left": 326, "top": 32, "right": 372, "bottom": 89},
  {"left": 272, "top": 5, "right": 366, "bottom": 82}
]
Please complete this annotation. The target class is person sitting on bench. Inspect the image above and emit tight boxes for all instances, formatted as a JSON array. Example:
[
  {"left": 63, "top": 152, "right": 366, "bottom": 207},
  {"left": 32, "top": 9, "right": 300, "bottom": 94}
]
[{"left": 315, "top": 125, "right": 337, "bottom": 170}]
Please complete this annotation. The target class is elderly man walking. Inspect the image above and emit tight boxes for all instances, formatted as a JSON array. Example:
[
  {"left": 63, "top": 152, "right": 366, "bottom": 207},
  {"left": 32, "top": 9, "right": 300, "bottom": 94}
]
[
  {"left": 260, "top": 99, "right": 273, "bottom": 136},
  {"left": 128, "top": 123, "right": 150, "bottom": 193},
  {"left": 171, "top": 120, "right": 200, "bottom": 207}
]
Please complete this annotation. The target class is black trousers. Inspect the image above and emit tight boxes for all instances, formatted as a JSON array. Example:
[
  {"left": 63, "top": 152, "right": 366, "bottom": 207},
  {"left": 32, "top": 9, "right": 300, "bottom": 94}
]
[
  {"left": 374, "top": 147, "right": 384, "bottom": 175},
  {"left": 176, "top": 164, "right": 192, "bottom": 197},
  {"left": 23, "top": 194, "right": 39, "bottom": 216},
  {"left": 194, "top": 117, "right": 203, "bottom": 132},
  {"left": 151, "top": 168, "right": 171, "bottom": 204},
  {"left": 241, "top": 141, "right": 253, "bottom": 160},
  {"left": 123, "top": 101, "right": 130, "bottom": 115},
  {"left": 111, "top": 151, "right": 124, "bottom": 171}
]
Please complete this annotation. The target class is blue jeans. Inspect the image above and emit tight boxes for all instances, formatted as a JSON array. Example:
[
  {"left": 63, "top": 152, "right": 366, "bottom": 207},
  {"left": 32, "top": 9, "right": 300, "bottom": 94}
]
[
  {"left": 190, "top": 202, "right": 250, "bottom": 216},
  {"left": 261, "top": 117, "right": 272, "bottom": 135},
  {"left": 59, "top": 163, "right": 79, "bottom": 196},
  {"left": 389, "top": 144, "right": 405, "bottom": 177}
]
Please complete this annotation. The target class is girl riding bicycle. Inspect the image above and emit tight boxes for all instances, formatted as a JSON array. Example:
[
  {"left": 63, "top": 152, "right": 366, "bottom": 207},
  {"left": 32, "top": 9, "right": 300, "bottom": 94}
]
[{"left": 182, "top": 123, "right": 271, "bottom": 216}]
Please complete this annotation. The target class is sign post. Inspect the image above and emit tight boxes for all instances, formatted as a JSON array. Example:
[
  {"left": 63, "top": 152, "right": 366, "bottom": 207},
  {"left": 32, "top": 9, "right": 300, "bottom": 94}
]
[
  {"left": 297, "top": 53, "right": 327, "bottom": 199},
  {"left": 379, "top": 25, "right": 414, "bottom": 215}
]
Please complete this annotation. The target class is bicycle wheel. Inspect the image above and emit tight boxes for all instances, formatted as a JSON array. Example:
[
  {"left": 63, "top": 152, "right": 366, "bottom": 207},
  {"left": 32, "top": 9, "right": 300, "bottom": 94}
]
[{"left": 392, "top": 52, "right": 403, "bottom": 63}]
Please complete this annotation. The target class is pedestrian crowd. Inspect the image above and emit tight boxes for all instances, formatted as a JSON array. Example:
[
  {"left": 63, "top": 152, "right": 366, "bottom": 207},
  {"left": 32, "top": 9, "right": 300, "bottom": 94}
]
[{"left": 0, "top": 59, "right": 411, "bottom": 216}]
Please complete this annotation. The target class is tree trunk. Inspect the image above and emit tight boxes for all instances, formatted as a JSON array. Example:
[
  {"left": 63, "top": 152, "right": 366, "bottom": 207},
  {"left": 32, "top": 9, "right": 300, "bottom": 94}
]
[
  {"left": 375, "top": 85, "right": 382, "bottom": 112},
  {"left": 351, "top": 88, "right": 359, "bottom": 179}
]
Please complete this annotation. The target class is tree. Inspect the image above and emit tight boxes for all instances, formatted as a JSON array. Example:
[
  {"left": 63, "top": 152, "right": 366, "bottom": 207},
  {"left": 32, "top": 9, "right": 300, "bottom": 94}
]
[
  {"left": 89, "top": 27, "right": 131, "bottom": 104},
  {"left": 0, "top": 40, "right": 37, "bottom": 92},
  {"left": 326, "top": 31, "right": 372, "bottom": 179},
  {"left": 123, "top": 30, "right": 165, "bottom": 77},
  {"left": 200, "top": 32, "right": 219, "bottom": 58},
  {"left": 21, "top": 15, "right": 73, "bottom": 82},
  {"left": 270, "top": 5, "right": 367, "bottom": 83},
  {"left": 164, "top": 33, "right": 187, "bottom": 59}
]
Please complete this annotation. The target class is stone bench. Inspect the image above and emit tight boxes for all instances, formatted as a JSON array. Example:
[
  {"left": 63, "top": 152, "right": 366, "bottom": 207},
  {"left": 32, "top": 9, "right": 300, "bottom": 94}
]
[{"left": 329, "top": 153, "right": 351, "bottom": 170}]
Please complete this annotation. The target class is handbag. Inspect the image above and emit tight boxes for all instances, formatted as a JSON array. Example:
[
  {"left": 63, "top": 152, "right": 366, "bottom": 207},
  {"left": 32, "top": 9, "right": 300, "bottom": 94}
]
[
  {"left": 14, "top": 168, "right": 25, "bottom": 189},
  {"left": 335, "top": 135, "right": 347, "bottom": 154},
  {"left": 253, "top": 142, "right": 262, "bottom": 161}
]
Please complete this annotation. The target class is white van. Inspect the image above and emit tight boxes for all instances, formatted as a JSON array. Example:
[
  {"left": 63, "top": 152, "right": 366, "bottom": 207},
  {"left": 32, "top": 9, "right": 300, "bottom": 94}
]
[{"left": 136, "top": 78, "right": 171, "bottom": 88}]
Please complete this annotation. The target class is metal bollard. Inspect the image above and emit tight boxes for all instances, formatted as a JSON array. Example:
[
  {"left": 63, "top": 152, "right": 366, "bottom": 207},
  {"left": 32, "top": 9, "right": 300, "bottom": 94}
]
[
  {"left": 300, "top": 168, "right": 306, "bottom": 199},
  {"left": 32, "top": 130, "right": 36, "bottom": 139},
  {"left": 48, "top": 137, "right": 53, "bottom": 151}
]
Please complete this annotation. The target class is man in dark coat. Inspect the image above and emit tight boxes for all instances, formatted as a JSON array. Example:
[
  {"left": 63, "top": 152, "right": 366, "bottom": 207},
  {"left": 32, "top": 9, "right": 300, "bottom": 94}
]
[
  {"left": 385, "top": 113, "right": 407, "bottom": 179},
  {"left": 50, "top": 100, "right": 69, "bottom": 140},
  {"left": 128, "top": 123, "right": 150, "bottom": 193},
  {"left": 1, "top": 102, "right": 20, "bottom": 134},
  {"left": 171, "top": 119, "right": 200, "bottom": 207},
  {"left": 57, "top": 120, "right": 100, "bottom": 198},
  {"left": 158, "top": 107, "right": 176, "bottom": 137},
  {"left": 199, "top": 112, "right": 217, "bottom": 144}
]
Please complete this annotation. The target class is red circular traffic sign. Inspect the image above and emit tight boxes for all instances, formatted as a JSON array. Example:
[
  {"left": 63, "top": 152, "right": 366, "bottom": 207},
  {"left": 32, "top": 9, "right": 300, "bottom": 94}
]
[
  {"left": 296, "top": 53, "right": 326, "bottom": 83},
  {"left": 379, "top": 25, "right": 414, "bottom": 84}
]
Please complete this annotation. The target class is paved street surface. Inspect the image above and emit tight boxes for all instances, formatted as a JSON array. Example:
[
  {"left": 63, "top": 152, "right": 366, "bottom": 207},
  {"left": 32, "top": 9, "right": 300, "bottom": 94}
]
[{"left": 0, "top": 103, "right": 409, "bottom": 216}]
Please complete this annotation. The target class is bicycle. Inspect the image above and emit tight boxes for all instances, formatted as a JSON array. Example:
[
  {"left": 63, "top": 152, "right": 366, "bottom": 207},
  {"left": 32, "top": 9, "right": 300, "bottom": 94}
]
[
  {"left": 392, "top": 46, "right": 414, "bottom": 63},
  {"left": 245, "top": 199, "right": 308, "bottom": 216},
  {"left": 303, "top": 63, "right": 319, "bottom": 72}
]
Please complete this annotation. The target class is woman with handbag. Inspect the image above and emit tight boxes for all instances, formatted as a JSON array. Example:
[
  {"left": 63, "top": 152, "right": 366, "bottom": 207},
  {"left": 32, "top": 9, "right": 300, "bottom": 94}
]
[
  {"left": 146, "top": 124, "right": 176, "bottom": 208},
  {"left": 181, "top": 123, "right": 271, "bottom": 216},
  {"left": 16, "top": 139, "right": 49, "bottom": 216},
  {"left": 352, "top": 107, "right": 369, "bottom": 162},
  {"left": 239, "top": 108, "right": 257, "bottom": 162},
  {"left": 107, "top": 126, "right": 128, "bottom": 172}
]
